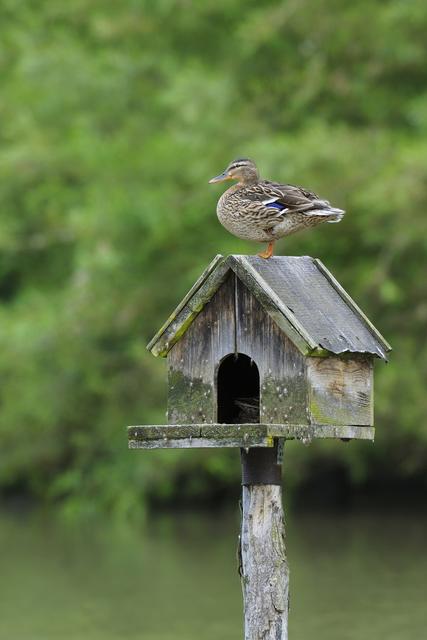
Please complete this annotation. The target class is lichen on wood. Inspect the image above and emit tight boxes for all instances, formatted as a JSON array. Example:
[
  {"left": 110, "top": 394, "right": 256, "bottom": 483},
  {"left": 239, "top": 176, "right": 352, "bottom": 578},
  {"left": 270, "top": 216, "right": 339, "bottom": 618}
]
[{"left": 128, "top": 423, "right": 375, "bottom": 448}]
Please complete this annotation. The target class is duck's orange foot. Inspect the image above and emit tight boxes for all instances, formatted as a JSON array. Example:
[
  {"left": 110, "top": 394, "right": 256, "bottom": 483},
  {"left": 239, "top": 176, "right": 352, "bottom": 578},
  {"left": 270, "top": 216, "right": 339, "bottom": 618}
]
[{"left": 257, "top": 241, "right": 275, "bottom": 259}]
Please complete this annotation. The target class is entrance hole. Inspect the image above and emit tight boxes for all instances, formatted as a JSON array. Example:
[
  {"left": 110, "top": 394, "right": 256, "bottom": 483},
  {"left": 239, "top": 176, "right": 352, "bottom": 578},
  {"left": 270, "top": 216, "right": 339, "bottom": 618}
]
[{"left": 217, "top": 354, "right": 260, "bottom": 424}]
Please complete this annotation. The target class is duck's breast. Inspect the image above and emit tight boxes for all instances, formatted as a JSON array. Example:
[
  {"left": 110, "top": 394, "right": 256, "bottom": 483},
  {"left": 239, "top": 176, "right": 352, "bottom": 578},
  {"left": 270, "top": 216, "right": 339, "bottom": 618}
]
[{"left": 216, "top": 191, "right": 272, "bottom": 242}]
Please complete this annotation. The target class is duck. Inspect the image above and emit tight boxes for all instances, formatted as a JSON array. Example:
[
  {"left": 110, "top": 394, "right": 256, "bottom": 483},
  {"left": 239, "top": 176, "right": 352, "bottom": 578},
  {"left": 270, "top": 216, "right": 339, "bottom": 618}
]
[{"left": 209, "top": 158, "right": 345, "bottom": 259}]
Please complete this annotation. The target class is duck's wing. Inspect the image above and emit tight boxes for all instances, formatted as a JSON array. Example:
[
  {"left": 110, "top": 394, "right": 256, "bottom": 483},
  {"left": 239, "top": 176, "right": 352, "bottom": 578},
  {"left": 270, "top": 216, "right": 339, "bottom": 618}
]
[
  {"left": 238, "top": 181, "right": 329, "bottom": 230},
  {"left": 257, "top": 181, "right": 328, "bottom": 209}
]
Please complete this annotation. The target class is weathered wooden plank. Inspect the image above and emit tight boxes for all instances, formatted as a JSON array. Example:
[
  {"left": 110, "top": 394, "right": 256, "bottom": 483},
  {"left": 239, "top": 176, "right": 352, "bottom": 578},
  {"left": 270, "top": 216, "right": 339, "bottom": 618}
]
[
  {"left": 129, "top": 425, "right": 201, "bottom": 440},
  {"left": 210, "top": 271, "right": 238, "bottom": 364},
  {"left": 129, "top": 437, "right": 273, "bottom": 449},
  {"left": 229, "top": 255, "right": 316, "bottom": 355},
  {"left": 307, "top": 356, "right": 374, "bottom": 426},
  {"left": 148, "top": 255, "right": 229, "bottom": 357},
  {"left": 234, "top": 255, "right": 389, "bottom": 359},
  {"left": 235, "top": 278, "right": 309, "bottom": 426},
  {"left": 314, "top": 258, "right": 392, "bottom": 357},
  {"left": 128, "top": 423, "right": 375, "bottom": 447},
  {"left": 167, "top": 272, "right": 236, "bottom": 424},
  {"left": 240, "top": 483, "right": 289, "bottom": 640},
  {"left": 268, "top": 424, "right": 375, "bottom": 440},
  {"left": 201, "top": 423, "right": 267, "bottom": 439}
]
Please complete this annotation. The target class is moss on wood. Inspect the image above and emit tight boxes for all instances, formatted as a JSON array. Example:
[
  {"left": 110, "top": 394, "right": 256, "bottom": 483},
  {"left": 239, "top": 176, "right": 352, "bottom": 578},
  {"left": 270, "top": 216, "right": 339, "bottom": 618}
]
[{"left": 128, "top": 423, "right": 374, "bottom": 448}]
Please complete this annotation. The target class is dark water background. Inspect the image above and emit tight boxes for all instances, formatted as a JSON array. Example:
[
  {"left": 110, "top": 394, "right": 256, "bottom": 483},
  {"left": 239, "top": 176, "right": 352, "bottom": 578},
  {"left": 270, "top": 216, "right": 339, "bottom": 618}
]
[{"left": 1, "top": 505, "right": 426, "bottom": 639}]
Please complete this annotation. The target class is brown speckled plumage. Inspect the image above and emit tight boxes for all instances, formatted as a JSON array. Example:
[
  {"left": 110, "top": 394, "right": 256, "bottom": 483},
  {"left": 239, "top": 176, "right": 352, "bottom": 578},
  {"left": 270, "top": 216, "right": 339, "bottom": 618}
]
[{"left": 209, "top": 158, "right": 345, "bottom": 258}]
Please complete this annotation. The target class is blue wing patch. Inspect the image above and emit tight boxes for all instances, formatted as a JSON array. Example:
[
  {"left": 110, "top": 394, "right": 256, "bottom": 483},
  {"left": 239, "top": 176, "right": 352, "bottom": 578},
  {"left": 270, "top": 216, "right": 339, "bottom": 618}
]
[{"left": 265, "top": 201, "right": 286, "bottom": 210}]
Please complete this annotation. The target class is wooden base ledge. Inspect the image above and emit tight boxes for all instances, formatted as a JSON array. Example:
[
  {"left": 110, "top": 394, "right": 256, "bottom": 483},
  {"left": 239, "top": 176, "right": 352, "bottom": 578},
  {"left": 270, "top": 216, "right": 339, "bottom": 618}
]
[{"left": 128, "top": 423, "right": 374, "bottom": 449}]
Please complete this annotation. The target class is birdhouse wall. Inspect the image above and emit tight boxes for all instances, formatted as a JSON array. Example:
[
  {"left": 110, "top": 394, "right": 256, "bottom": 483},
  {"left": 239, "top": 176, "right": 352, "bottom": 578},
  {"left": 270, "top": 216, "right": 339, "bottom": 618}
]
[
  {"left": 306, "top": 356, "right": 374, "bottom": 426},
  {"left": 167, "top": 272, "right": 308, "bottom": 426},
  {"left": 167, "top": 274, "right": 235, "bottom": 424},
  {"left": 234, "top": 278, "right": 308, "bottom": 425}
]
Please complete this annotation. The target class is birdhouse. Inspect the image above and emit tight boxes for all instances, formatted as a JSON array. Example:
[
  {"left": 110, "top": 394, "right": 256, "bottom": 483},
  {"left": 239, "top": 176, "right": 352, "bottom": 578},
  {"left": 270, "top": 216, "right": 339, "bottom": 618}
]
[
  {"left": 128, "top": 253, "right": 391, "bottom": 639},
  {"left": 129, "top": 254, "right": 391, "bottom": 449}
]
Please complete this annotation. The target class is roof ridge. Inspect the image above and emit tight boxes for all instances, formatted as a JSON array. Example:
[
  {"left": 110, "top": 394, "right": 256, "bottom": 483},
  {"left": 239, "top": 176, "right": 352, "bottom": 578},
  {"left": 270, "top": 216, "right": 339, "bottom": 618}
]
[
  {"left": 227, "top": 255, "right": 318, "bottom": 353},
  {"left": 147, "top": 254, "right": 390, "bottom": 360}
]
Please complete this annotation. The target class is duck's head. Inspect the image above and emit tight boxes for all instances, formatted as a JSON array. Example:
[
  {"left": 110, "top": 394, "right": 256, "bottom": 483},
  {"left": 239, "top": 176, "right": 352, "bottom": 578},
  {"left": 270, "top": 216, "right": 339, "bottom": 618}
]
[{"left": 209, "top": 158, "right": 260, "bottom": 186}]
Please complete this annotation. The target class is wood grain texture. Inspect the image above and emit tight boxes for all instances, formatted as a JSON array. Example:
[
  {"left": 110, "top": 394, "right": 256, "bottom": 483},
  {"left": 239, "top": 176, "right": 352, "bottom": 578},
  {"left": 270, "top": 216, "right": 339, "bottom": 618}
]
[
  {"left": 307, "top": 356, "right": 374, "bottom": 426},
  {"left": 149, "top": 255, "right": 229, "bottom": 357},
  {"left": 128, "top": 423, "right": 375, "bottom": 448},
  {"left": 236, "top": 255, "right": 389, "bottom": 359},
  {"left": 240, "top": 484, "right": 289, "bottom": 640},
  {"left": 230, "top": 255, "right": 316, "bottom": 355},
  {"left": 148, "top": 254, "right": 391, "bottom": 360},
  {"left": 314, "top": 258, "right": 392, "bottom": 355},
  {"left": 235, "top": 277, "right": 308, "bottom": 426},
  {"left": 167, "top": 272, "right": 236, "bottom": 424},
  {"left": 129, "top": 437, "right": 273, "bottom": 449}
]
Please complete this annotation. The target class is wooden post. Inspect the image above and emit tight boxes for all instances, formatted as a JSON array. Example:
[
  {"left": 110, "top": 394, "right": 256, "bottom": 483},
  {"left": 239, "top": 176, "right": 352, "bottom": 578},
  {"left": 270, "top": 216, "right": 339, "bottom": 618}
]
[{"left": 240, "top": 443, "right": 289, "bottom": 640}]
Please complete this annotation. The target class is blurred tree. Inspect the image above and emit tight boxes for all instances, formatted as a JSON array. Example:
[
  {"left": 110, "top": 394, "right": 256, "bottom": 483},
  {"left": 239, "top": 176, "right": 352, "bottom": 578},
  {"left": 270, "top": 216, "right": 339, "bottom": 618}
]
[{"left": 0, "top": 0, "right": 426, "bottom": 516}]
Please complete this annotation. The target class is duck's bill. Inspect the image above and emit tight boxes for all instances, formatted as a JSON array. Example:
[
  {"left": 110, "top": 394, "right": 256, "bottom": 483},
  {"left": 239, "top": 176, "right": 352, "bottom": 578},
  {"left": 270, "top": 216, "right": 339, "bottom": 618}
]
[{"left": 208, "top": 171, "right": 231, "bottom": 184}]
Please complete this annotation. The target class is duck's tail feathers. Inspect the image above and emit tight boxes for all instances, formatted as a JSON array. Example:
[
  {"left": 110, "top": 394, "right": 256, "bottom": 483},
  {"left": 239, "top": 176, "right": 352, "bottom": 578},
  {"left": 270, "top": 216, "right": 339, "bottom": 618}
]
[
  {"left": 326, "top": 207, "right": 345, "bottom": 223},
  {"left": 305, "top": 207, "right": 345, "bottom": 223}
]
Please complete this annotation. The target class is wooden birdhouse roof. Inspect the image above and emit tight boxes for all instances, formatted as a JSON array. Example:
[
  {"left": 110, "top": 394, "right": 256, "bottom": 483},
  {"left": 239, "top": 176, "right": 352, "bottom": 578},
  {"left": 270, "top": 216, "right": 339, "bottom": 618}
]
[{"left": 147, "top": 255, "right": 391, "bottom": 360}]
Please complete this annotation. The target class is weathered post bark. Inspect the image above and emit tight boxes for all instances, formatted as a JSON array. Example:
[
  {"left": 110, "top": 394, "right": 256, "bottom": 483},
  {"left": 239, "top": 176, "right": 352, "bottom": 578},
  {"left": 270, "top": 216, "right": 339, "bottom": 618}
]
[{"left": 240, "top": 444, "right": 289, "bottom": 640}]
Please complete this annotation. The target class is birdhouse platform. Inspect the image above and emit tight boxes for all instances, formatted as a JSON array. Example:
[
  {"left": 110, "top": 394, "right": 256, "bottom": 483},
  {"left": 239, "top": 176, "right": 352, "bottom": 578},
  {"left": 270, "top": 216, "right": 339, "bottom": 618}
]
[
  {"left": 129, "top": 423, "right": 374, "bottom": 449},
  {"left": 129, "top": 254, "right": 390, "bottom": 449}
]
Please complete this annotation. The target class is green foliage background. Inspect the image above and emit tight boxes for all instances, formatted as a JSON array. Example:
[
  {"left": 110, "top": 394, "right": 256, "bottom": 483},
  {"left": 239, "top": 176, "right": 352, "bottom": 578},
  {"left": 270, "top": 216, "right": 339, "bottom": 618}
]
[{"left": 0, "top": 0, "right": 426, "bottom": 517}]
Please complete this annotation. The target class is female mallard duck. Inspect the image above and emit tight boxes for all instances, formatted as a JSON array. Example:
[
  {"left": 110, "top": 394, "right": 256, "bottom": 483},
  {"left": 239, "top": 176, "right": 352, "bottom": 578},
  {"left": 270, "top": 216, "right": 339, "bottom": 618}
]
[{"left": 209, "top": 158, "right": 345, "bottom": 259}]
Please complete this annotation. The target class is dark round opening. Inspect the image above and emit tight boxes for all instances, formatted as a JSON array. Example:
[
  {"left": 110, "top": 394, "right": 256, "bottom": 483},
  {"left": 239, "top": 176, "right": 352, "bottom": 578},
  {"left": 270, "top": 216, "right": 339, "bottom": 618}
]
[{"left": 217, "top": 353, "right": 260, "bottom": 424}]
